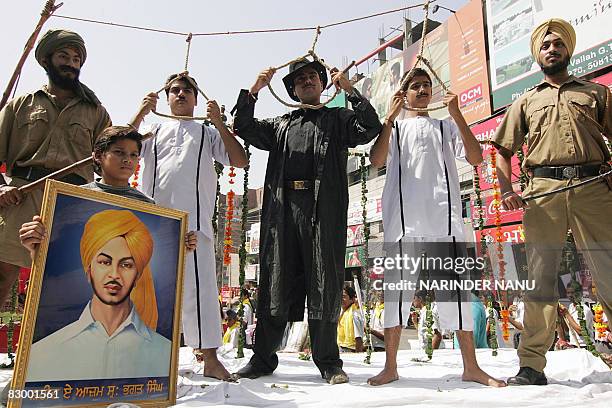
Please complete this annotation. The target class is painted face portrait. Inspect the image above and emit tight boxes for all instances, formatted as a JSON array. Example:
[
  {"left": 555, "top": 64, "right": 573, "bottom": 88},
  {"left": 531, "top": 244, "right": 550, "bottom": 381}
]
[{"left": 80, "top": 209, "right": 158, "bottom": 329}]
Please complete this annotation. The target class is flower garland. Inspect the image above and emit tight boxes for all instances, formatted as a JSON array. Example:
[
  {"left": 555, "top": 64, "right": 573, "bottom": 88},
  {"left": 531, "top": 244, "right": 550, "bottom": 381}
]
[
  {"left": 358, "top": 153, "right": 373, "bottom": 364},
  {"left": 593, "top": 303, "right": 609, "bottom": 341},
  {"left": 515, "top": 145, "right": 527, "bottom": 193},
  {"left": 212, "top": 161, "right": 223, "bottom": 238},
  {"left": 236, "top": 143, "right": 251, "bottom": 358},
  {"left": 130, "top": 163, "right": 141, "bottom": 188},
  {"left": 489, "top": 147, "right": 510, "bottom": 342},
  {"left": 6, "top": 282, "right": 18, "bottom": 367},
  {"left": 563, "top": 232, "right": 598, "bottom": 356},
  {"left": 425, "top": 293, "right": 434, "bottom": 360},
  {"left": 472, "top": 164, "right": 499, "bottom": 355},
  {"left": 223, "top": 188, "right": 235, "bottom": 266}
]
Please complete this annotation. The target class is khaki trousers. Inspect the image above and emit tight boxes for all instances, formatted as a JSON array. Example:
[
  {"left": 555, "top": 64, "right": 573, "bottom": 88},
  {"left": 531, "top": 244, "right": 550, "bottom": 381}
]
[
  {"left": 0, "top": 177, "right": 43, "bottom": 268},
  {"left": 519, "top": 176, "right": 612, "bottom": 372}
]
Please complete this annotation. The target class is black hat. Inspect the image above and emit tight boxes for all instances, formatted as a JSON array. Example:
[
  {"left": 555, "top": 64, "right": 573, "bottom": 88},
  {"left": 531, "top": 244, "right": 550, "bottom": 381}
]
[{"left": 282, "top": 58, "right": 328, "bottom": 102}]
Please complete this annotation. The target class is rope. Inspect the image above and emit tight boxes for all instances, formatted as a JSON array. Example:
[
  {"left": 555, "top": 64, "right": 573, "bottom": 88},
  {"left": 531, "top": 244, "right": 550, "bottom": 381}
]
[
  {"left": 399, "top": 0, "right": 449, "bottom": 113},
  {"left": 265, "top": 28, "right": 343, "bottom": 110},
  {"left": 52, "top": 2, "right": 431, "bottom": 38},
  {"left": 151, "top": 71, "right": 212, "bottom": 121},
  {"left": 184, "top": 33, "right": 193, "bottom": 71}
]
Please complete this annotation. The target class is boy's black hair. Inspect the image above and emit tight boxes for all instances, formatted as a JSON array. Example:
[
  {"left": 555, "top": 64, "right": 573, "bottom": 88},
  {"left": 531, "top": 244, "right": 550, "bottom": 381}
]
[
  {"left": 93, "top": 126, "right": 143, "bottom": 175},
  {"left": 164, "top": 74, "right": 198, "bottom": 101},
  {"left": 401, "top": 68, "right": 432, "bottom": 91}
]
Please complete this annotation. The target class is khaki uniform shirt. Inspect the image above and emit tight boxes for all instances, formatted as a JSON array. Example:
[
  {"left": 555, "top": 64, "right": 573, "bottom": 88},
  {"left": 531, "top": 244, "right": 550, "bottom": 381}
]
[
  {"left": 493, "top": 76, "right": 612, "bottom": 168},
  {"left": 0, "top": 86, "right": 111, "bottom": 182}
]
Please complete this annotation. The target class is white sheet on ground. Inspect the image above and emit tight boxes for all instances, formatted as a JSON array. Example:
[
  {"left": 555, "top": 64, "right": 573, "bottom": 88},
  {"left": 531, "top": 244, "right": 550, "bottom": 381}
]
[{"left": 1, "top": 347, "right": 611, "bottom": 407}]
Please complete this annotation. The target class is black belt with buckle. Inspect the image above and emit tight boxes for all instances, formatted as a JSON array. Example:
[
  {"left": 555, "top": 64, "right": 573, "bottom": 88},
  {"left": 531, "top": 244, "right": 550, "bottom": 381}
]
[
  {"left": 11, "top": 166, "right": 87, "bottom": 186},
  {"left": 530, "top": 164, "right": 606, "bottom": 180},
  {"left": 284, "top": 180, "right": 313, "bottom": 190}
]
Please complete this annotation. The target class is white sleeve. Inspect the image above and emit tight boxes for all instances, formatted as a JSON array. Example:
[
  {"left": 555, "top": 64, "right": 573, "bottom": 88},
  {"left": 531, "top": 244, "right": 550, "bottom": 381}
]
[
  {"left": 446, "top": 118, "right": 466, "bottom": 160},
  {"left": 385, "top": 121, "right": 399, "bottom": 167},
  {"left": 208, "top": 126, "right": 230, "bottom": 165},
  {"left": 353, "top": 311, "right": 365, "bottom": 338}
]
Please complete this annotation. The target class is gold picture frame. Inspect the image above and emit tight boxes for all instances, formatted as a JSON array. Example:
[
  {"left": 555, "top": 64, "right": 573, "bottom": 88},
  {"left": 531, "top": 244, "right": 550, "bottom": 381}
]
[{"left": 9, "top": 180, "right": 188, "bottom": 408}]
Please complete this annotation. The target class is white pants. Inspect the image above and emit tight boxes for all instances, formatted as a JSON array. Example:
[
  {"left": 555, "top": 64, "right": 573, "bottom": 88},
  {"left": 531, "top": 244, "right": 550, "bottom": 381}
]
[
  {"left": 182, "top": 233, "right": 222, "bottom": 349},
  {"left": 383, "top": 236, "right": 474, "bottom": 331}
]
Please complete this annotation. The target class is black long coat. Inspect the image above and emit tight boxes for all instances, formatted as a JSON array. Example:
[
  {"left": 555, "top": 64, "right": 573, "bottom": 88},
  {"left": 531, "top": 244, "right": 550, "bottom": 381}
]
[{"left": 232, "top": 89, "right": 382, "bottom": 322}]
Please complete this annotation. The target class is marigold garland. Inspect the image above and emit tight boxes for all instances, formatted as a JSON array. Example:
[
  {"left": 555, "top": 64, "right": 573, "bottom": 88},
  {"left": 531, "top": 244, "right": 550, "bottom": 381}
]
[
  {"left": 489, "top": 148, "right": 510, "bottom": 341},
  {"left": 130, "top": 163, "right": 141, "bottom": 188},
  {"left": 593, "top": 303, "right": 609, "bottom": 340},
  {"left": 223, "top": 188, "right": 235, "bottom": 265},
  {"left": 472, "top": 164, "right": 499, "bottom": 355}
]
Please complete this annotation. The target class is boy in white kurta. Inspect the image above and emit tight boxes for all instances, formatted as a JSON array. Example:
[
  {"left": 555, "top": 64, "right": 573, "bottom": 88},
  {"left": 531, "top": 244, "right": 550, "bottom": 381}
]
[
  {"left": 367, "top": 68, "right": 505, "bottom": 387},
  {"left": 130, "top": 74, "right": 248, "bottom": 380}
]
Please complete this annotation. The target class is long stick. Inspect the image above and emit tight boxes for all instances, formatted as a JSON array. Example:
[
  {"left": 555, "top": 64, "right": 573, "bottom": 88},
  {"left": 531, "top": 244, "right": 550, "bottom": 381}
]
[
  {"left": 18, "top": 157, "right": 91, "bottom": 194},
  {"left": 0, "top": 1, "right": 63, "bottom": 111},
  {"left": 16, "top": 131, "right": 155, "bottom": 194}
]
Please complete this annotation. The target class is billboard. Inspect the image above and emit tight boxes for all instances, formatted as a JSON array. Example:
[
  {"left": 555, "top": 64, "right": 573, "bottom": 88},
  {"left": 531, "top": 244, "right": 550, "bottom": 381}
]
[
  {"left": 354, "top": 0, "right": 491, "bottom": 124},
  {"left": 486, "top": 0, "right": 612, "bottom": 109},
  {"left": 355, "top": 54, "right": 404, "bottom": 121}
]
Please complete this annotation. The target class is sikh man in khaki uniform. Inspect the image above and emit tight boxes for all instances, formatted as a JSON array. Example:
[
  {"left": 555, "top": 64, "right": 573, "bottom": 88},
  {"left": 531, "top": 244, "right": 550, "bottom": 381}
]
[
  {"left": 0, "top": 29, "right": 111, "bottom": 307},
  {"left": 493, "top": 19, "right": 612, "bottom": 385}
]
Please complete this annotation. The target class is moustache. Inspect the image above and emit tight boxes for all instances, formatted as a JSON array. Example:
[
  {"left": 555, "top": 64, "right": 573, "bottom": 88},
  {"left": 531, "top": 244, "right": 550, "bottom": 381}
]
[
  {"left": 104, "top": 280, "right": 123, "bottom": 288},
  {"left": 59, "top": 65, "right": 80, "bottom": 75}
]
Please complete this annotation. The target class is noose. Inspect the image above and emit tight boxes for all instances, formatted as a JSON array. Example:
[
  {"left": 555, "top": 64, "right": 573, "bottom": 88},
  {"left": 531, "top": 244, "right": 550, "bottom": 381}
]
[
  {"left": 399, "top": 0, "right": 450, "bottom": 112},
  {"left": 236, "top": 144, "right": 251, "bottom": 359},
  {"left": 151, "top": 33, "right": 214, "bottom": 121},
  {"left": 266, "top": 26, "right": 344, "bottom": 110}
]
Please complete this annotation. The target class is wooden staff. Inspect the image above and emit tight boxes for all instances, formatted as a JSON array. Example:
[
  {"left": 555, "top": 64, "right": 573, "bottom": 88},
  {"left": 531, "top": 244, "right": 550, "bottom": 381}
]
[
  {"left": 17, "top": 131, "right": 154, "bottom": 194},
  {"left": 324, "top": 60, "right": 356, "bottom": 91},
  {"left": 0, "top": 1, "right": 63, "bottom": 111},
  {"left": 18, "top": 157, "right": 91, "bottom": 194}
]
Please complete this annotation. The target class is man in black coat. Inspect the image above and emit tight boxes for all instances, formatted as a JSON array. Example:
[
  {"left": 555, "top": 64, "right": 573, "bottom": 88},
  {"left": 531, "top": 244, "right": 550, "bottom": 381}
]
[{"left": 231, "top": 58, "right": 382, "bottom": 384}]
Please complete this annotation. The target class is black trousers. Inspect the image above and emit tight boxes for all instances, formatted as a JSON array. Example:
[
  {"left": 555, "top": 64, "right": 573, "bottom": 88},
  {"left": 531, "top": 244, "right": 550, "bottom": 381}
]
[{"left": 249, "top": 189, "right": 342, "bottom": 376}]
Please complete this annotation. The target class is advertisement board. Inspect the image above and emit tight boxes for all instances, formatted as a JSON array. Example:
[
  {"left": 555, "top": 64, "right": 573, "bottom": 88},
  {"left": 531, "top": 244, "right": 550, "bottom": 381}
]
[{"left": 486, "top": 0, "right": 612, "bottom": 109}]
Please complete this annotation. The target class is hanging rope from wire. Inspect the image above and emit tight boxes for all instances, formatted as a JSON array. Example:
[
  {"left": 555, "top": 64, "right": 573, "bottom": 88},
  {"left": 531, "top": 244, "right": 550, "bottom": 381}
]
[
  {"left": 399, "top": 0, "right": 450, "bottom": 112},
  {"left": 149, "top": 34, "right": 214, "bottom": 121},
  {"left": 264, "top": 27, "right": 346, "bottom": 110}
]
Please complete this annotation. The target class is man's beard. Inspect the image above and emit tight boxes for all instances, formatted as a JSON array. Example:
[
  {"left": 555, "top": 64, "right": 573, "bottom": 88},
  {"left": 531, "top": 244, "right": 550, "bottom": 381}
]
[
  {"left": 92, "top": 279, "right": 136, "bottom": 306},
  {"left": 46, "top": 63, "right": 80, "bottom": 90},
  {"left": 540, "top": 55, "right": 570, "bottom": 76}
]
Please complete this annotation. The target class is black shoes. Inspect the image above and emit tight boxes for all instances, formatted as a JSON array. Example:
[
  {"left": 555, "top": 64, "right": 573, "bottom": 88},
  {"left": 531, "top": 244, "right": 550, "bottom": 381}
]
[
  {"left": 322, "top": 367, "right": 349, "bottom": 385},
  {"left": 507, "top": 367, "right": 548, "bottom": 386},
  {"left": 231, "top": 362, "right": 273, "bottom": 380},
  {"left": 232, "top": 362, "right": 349, "bottom": 385}
]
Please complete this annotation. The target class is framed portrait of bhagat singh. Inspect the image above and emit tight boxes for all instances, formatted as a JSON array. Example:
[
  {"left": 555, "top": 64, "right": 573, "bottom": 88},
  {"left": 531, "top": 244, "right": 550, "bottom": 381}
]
[{"left": 9, "top": 180, "right": 188, "bottom": 408}]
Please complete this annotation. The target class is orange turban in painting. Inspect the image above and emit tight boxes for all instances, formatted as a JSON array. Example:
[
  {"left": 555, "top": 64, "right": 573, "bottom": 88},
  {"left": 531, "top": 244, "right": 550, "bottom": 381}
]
[
  {"left": 530, "top": 18, "right": 576, "bottom": 64},
  {"left": 80, "top": 209, "right": 158, "bottom": 330}
]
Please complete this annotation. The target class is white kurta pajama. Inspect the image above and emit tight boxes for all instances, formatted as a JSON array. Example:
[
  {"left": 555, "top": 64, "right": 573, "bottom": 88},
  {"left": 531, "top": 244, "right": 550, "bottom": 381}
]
[
  {"left": 139, "top": 119, "right": 229, "bottom": 349},
  {"left": 382, "top": 117, "right": 473, "bottom": 331}
]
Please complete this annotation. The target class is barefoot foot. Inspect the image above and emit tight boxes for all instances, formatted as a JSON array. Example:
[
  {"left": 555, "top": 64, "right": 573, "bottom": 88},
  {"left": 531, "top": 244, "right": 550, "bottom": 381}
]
[
  {"left": 203, "top": 359, "right": 233, "bottom": 382},
  {"left": 367, "top": 367, "right": 399, "bottom": 386},
  {"left": 462, "top": 368, "right": 506, "bottom": 387}
]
